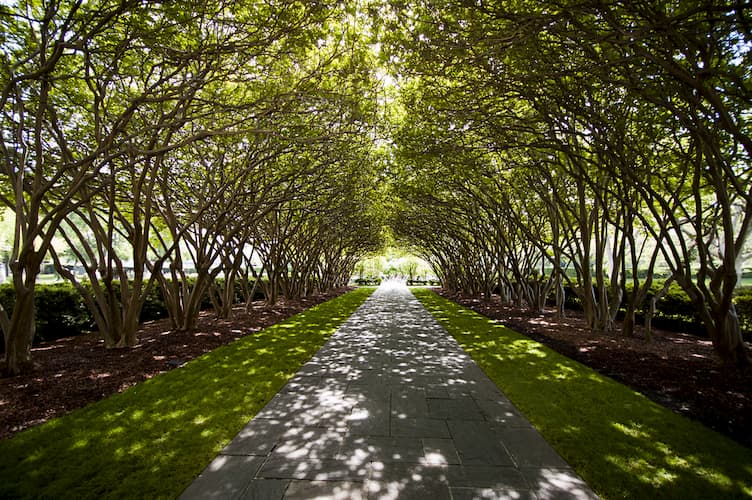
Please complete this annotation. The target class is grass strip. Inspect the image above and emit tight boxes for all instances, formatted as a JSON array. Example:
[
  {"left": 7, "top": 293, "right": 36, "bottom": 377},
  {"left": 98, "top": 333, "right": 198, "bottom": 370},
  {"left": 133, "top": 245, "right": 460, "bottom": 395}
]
[
  {"left": 413, "top": 288, "right": 752, "bottom": 499},
  {"left": 0, "top": 287, "right": 375, "bottom": 499}
]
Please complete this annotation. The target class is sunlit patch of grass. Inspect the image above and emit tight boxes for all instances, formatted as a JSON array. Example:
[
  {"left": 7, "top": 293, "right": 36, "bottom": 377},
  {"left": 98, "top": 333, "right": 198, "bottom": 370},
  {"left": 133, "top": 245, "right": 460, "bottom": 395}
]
[
  {"left": 413, "top": 288, "right": 752, "bottom": 499},
  {"left": 0, "top": 287, "right": 375, "bottom": 499}
]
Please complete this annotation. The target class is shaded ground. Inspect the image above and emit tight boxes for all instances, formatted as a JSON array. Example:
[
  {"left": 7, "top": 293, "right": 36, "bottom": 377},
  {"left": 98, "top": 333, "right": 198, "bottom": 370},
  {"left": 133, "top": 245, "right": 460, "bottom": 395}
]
[
  {"left": 0, "top": 289, "right": 349, "bottom": 441},
  {"left": 438, "top": 289, "right": 752, "bottom": 449}
]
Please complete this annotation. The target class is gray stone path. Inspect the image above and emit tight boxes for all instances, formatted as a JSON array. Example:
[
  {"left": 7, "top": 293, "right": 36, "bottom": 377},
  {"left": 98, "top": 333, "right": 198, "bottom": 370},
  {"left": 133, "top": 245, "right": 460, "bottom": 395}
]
[{"left": 180, "top": 282, "right": 597, "bottom": 499}]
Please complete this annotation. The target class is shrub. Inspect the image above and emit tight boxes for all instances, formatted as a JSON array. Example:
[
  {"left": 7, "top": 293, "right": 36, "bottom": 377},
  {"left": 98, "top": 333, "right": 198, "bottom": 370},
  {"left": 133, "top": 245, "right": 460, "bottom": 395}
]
[
  {"left": 34, "top": 283, "right": 93, "bottom": 340},
  {"left": 212, "top": 277, "right": 253, "bottom": 305},
  {"left": 547, "top": 279, "right": 752, "bottom": 340},
  {"left": 354, "top": 276, "right": 381, "bottom": 286},
  {"left": 734, "top": 287, "right": 752, "bottom": 340},
  {"left": 139, "top": 284, "right": 169, "bottom": 322},
  {"left": 0, "top": 277, "right": 266, "bottom": 352},
  {"left": 648, "top": 283, "right": 697, "bottom": 319},
  {"left": 78, "top": 280, "right": 169, "bottom": 323},
  {"left": 0, "top": 282, "right": 93, "bottom": 352}
]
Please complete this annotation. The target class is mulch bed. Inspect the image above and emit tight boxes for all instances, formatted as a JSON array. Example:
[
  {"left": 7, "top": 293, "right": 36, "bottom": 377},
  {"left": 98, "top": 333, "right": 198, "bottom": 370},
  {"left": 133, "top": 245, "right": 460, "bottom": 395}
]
[
  {"left": 437, "top": 289, "right": 752, "bottom": 449},
  {"left": 3, "top": 286, "right": 750, "bottom": 450},
  {"left": 0, "top": 288, "right": 350, "bottom": 441}
]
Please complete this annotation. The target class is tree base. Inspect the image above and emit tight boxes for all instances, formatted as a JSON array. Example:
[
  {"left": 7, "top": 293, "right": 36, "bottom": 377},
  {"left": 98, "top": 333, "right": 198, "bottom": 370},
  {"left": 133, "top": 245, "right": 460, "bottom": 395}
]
[{"left": 1, "top": 358, "right": 36, "bottom": 377}]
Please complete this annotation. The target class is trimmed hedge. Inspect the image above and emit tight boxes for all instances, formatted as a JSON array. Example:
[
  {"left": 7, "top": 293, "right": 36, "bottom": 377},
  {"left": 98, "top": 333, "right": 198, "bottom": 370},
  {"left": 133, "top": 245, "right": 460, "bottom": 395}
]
[
  {"left": 0, "top": 278, "right": 266, "bottom": 351},
  {"left": 354, "top": 276, "right": 382, "bottom": 286},
  {"left": 407, "top": 278, "right": 441, "bottom": 286},
  {"left": 735, "top": 287, "right": 752, "bottom": 336},
  {"left": 552, "top": 281, "right": 752, "bottom": 340},
  {"left": 0, "top": 283, "right": 93, "bottom": 343},
  {"left": 2, "top": 276, "right": 750, "bottom": 350}
]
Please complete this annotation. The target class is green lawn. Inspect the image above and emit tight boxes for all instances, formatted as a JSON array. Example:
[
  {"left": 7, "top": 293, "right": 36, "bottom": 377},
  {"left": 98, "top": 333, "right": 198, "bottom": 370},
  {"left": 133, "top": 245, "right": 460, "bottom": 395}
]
[
  {"left": 0, "top": 287, "right": 375, "bottom": 499},
  {"left": 413, "top": 288, "right": 752, "bottom": 499}
]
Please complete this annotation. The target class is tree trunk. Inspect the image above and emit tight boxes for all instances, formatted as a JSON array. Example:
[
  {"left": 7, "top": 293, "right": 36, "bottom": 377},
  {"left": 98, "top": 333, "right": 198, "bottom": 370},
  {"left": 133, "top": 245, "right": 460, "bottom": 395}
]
[
  {"left": 102, "top": 277, "right": 122, "bottom": 348},
  {"left": 181, "top": 276, "right": 209, "bottom": 331},
  {"left": 3, "top": 249, "right": 43, "bottom": 376},
  {"left": 644, "top": 296, "right": 656, "bottom": 343},
  {"left": 267, "top": 272, "right": 279, "bottom": 305},
  {"left": 3, "top": 286, "right": 36, "bottom": 376},
  {"left": 555, "top": 276, "right": 566, "bottom": 319},
  {"left": 244, "top": 262, "right": 265, "bottom": 313},
  {"left": 219, "top": 277, "right": 235, "bottom": 319},
  {"left": 244, "top": 275, "right": 262, "bottom": 314},
  {"left": 707, "top": 304, "right": 750, "bottom": 368},
  {"left": 581, "top": 283, "right": 597, "bottom": 330},
  {"left": 645, "top": 276, "right": 674, "bottom": 341},
  {"left": 622, "top": 301, "right": 637, "bottom": 338},
  {"left": 115, "top": 311, "right": 142, "bottom": 348}
]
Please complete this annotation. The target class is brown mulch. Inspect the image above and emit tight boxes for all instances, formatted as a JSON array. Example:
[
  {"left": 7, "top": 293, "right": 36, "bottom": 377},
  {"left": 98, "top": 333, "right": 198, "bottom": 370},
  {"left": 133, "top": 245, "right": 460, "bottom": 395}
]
[
  {"left": 438, "top": 289, "right": 752, "bottom": 449},
  {"left": 0, "top": 288, "right": 350, "bottom": 441},
  {"left": 4, "top": 286, "right": 751, "bottom": 450}
]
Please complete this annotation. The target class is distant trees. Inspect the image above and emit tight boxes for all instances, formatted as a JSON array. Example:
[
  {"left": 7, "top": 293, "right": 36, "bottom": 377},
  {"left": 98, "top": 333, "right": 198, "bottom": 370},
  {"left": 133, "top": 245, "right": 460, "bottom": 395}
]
[{"left": 385, "top": 0, "right": 752, "bottom": 367}]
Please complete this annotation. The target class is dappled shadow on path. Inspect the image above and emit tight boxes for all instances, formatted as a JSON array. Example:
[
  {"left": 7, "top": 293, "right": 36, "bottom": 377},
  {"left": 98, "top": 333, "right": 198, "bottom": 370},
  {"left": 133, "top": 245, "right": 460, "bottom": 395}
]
[
  {"left": 182, "top": 283, "right": 596, "bottom": 499},
  {"left": 0, "top": 289, "right": 353, "bottom": 441},
  {"left": 0, "top": 290, "right": 369, "bottom": 499}
]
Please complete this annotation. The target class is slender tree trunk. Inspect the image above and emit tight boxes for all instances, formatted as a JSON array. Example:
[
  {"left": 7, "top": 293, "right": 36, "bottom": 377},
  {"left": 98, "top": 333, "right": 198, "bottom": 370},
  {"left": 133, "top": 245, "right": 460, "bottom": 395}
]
[
  {"left": 707, "top": 304, "right": 750, "bottom": 368},
  {"left": 267, "top": 270, "right": 279, "bottom": 305},
  {"left": 555, "top": 277, "right": 566, "bottom": 319},
  {"left": 3, "top": 252, "right": 43, "bottom": 376},
  {"left": 3, "top": 286, "right": 36, "bottom": 375},
  {"left": 645, "top": 296, "right": 656, "bottom": 343},
  {"left": 244, "top": 274, "right": 262, "bottom": 314},
  {"left": 181, "top": 272, "right": 211, "bottom": 331},
  {"left": 581, "top": 282, "right": 598, "bottom": 330},
  {"left": 623, "top": 302, "right": 637, "bottom": 338},
  {"left": 245, "top": 262, "right": 265, "bottom": 313},
  {"left": 101, "top": 276, "right": 122, "bottom": 347},
  {"left": 114, "top": 311, "right": 142, "bottom": 348},
  {"left": 644, "top": 277, "right": 674, "bottom": 342},
  {"left": 219, "top": 275, "right": 235, "bottom": 319}
]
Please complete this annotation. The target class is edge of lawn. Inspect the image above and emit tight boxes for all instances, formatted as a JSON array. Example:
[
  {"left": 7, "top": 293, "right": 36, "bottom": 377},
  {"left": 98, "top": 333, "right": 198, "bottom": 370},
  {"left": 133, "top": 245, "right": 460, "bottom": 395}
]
[
  {"left": 0, "top": 286, "right": 376, "bottom": 500},
  {"left": 412, "top": 287, "right": 752, "bottom": 499}
]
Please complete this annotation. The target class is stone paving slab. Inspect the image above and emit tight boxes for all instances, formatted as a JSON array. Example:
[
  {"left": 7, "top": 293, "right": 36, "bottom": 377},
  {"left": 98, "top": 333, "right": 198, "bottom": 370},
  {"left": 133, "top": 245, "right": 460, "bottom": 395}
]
[{"left": 180, "top": 282, "right": 598, "bottom": 500}]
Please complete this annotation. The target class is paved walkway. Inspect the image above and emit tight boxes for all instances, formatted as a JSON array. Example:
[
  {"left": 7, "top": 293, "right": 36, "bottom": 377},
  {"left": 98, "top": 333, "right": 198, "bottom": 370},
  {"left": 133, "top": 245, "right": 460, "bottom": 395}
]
[{"left": 180, "top": 282, "right": 597, "bottom": 499}]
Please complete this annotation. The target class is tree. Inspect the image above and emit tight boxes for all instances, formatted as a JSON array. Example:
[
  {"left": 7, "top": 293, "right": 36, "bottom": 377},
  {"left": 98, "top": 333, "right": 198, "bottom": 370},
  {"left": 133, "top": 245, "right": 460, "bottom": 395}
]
[
  {"left": 558, "top": 1, "right": 752, "bottom": 365},
  {"left": 0, "top": 0, "right": 335, "bottom": 372},
  {"left": 0, "top": 0, "right": 181, "bottom": 373},
  {"left": 382, "top": 0, "right": 752, "bottom": 366}
]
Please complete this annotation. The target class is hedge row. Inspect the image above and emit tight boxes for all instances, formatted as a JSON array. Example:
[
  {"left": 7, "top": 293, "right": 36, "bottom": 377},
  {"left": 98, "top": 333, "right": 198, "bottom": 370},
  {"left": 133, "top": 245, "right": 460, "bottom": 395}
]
[
  {"left": 556, "top": 282, "right": 752, "bottom": 340},
  {"left": 352, "top": 277, "right": 441, "bottom": 286},
  {"left": 354, "top": 277, "right": 382, "bottom": 286},
  {"left": 4, "top": 277, "right": 752, "bottom": 349},
  {"left": 407, "top": 278, "right": 441, "bottom": 286},
  {"left": 0, "top": 278, "right": 265, "bottom": 351}
]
